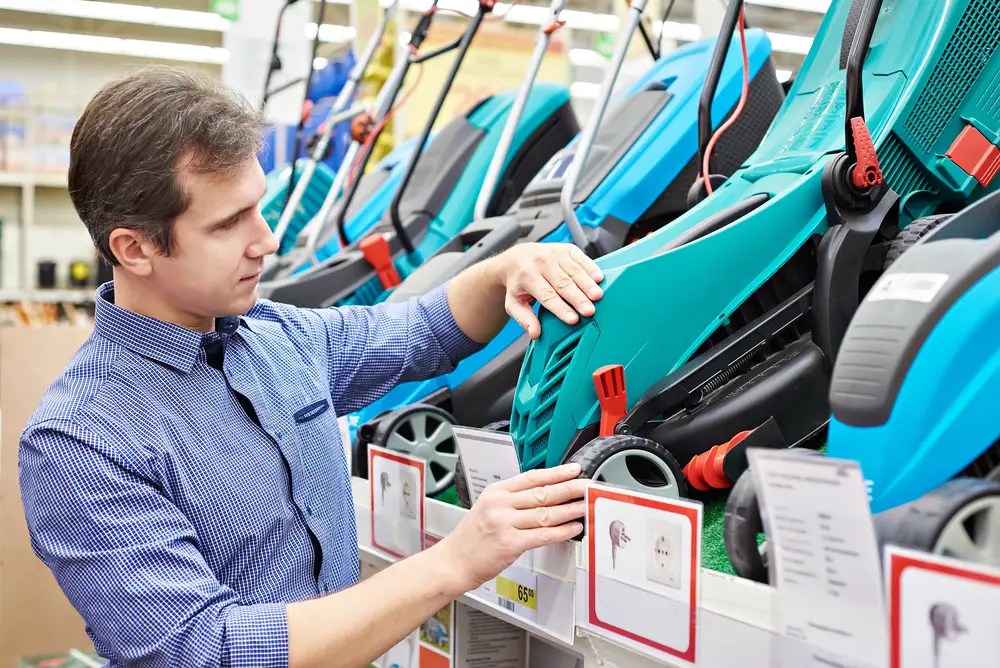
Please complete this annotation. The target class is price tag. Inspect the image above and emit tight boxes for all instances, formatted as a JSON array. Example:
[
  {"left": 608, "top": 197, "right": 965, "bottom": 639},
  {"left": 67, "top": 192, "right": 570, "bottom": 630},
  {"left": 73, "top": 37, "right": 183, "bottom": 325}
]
[{"left": 493, "top": 564, "right": 538, "bottom": 622}]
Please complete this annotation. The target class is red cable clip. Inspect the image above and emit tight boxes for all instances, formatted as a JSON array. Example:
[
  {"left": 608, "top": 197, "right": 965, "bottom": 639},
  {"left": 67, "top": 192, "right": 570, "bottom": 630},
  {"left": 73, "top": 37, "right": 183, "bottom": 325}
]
[
  {"left": 683, "top": 431, "right": 751, "bottom": 492},
  {"left": 543, "top": 19, "right": 566, "bottom": 35},
  {"left": 300, "top": 100, "right": 314, "bottom": 125},
  {"left": 849, "top": 116, "right": 883, "bottom": 189},
  {"left": 480, "top": 0, "right": 497, "bottom": 10},
  {"left": 360, "top": 233, "right": 401, "bottom": 290},
  {"left": 593, "top": 365, "right": 627, "bottom": 438}
]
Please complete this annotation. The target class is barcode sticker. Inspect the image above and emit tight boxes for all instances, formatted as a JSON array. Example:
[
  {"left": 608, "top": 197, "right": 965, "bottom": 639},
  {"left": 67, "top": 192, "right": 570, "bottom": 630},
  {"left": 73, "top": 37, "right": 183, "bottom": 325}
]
[
  {"left": 497, "top": 596, "right": 516, "bottom": 612},
  {"left": 866, "top": 272, "right": 949, "bottom": 303}
]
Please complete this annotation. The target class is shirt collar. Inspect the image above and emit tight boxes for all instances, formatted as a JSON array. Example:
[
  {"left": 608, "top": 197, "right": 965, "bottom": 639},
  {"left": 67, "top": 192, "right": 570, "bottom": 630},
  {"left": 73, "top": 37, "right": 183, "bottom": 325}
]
[{"left": 94, "top": 281, "right": 245, "bottom": 373}]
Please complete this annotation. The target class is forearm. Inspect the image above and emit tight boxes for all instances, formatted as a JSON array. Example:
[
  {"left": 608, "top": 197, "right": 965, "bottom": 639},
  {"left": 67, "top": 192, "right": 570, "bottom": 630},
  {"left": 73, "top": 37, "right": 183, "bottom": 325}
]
[
  {"left": 445, "top": 254, "right": 511, "bottom": 343},
  {"left": 287, "top": 545, "right": 466, "bottom": 668}
]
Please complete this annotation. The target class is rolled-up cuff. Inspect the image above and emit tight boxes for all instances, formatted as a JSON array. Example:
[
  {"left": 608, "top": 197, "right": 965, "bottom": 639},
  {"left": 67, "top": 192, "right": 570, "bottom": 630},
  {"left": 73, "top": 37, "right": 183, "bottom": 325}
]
[
  {"left": 419, "top": 284, "right": 487, "bottom": 366},
  {"left": 223, "top": 602, "right": 289, "bottom": 668}
]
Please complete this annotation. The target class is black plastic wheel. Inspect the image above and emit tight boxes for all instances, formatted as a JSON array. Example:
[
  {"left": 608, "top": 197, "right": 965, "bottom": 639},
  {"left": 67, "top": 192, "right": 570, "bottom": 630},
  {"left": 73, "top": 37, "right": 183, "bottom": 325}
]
[
  {"left": 354, "top": 404, "right": 458, "bottom": 498},
  {"left": 723, "top": 469, "right": 769, "bottom": 583},
  {"left": 884, "top": 214, "right": 951, "bottom": 269},
  {"left": 873, "top": 477, "right": 1000, "bottom": 567},
  {"left": 568, "top": 435, "right": 688, "bottom": 499}
]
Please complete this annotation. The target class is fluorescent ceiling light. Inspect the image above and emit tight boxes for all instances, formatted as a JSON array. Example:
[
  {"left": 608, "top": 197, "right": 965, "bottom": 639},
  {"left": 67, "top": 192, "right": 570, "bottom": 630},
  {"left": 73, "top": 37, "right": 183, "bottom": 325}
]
[
  {"left": 776, "top": 68, "right": 792, "bottom": 82},
  {"left": 0, "top": 0, "right": 229, "bottom": 31},
  {"left": 314, "top": 56, "right": 329, "bottom": 69},
  {"left": 0, "top": 26, "right": 228, "bottom": 63}
]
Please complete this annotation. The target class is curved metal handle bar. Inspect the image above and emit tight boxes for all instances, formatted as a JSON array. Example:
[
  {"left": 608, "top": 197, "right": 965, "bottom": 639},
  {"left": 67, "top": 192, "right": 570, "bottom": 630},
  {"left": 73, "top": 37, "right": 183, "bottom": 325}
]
[
  {"left": 695, "top": 0, "right": 743, "bottom": 180},
  {"left": 388, "top": 6, "right": 489, "bottom": 256},
  {"left": 560, "top": 0, "right": 647, "bottom": 251},
  {"left": 474, "top": 0, "right": 567, "bottom": 222},
  {"left": 303, "top": 1, "right": 437, "bottom": 256},
  {"left": 844, "top": 0, "right": 884, "bottom": 166}
]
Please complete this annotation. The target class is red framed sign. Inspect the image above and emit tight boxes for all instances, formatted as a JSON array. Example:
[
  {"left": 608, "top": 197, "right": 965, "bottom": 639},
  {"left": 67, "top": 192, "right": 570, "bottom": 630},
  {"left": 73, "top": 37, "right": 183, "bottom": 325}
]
[{"left": 368, "top": 444, "right": 427, "bottom": 560}]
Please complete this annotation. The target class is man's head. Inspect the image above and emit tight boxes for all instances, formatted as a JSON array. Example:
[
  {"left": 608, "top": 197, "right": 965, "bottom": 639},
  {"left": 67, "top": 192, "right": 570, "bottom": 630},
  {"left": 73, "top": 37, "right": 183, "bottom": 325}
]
[{"left": 69, "top": 65, "right": 278, "bottom": 330}]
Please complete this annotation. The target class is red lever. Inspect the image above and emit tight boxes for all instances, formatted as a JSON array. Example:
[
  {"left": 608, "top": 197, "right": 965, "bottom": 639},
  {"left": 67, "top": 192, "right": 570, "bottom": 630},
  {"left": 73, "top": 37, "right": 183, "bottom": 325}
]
[
  {"left": 360, "top": 233, "right": 401, "bottom": 289},
  {"left": 850, "top": 116, "right": 883, "bottom": 189},
  {"left": 543, "top": 19, "right": 566, "bottom": 35},
  {"left": 683, "top": 431, "right": 752, "bottom": 492},
  {"left": 946, "top": 124, "right": 1000, "bottom": 188},
  {"left": 593, "top": 365, "right": 627, "bottom": 437},
  {"left": 300, "top": 100, "right": 314, "bottom": 125}
]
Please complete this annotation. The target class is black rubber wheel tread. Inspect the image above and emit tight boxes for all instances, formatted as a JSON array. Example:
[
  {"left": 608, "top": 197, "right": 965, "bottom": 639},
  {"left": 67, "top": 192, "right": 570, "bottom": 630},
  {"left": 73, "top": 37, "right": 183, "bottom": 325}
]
[
  {"left": 567, "top": 435, "right": 689, "bottom": 498},
  {"left": 884, "top": 215, "right": 951, "bottom": 269},
  {"left": 873, "top": 477, "right": 1000, "bottom": 559},
  {"left": 354, "top": 404, "right": 456, "bottom": 485},
  {"left": 724, "top": 469, "right": 769, "bottom": 583}
]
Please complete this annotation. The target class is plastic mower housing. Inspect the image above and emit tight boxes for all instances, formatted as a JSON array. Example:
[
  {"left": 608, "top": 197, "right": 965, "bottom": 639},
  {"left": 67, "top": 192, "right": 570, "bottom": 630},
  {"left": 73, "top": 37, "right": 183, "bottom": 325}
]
[
  {"left": 347, "top": 30, "right": 784, "bottom": 445},
  {"left": 509, "top": 0, "right": 1000, "bottom": 490}
]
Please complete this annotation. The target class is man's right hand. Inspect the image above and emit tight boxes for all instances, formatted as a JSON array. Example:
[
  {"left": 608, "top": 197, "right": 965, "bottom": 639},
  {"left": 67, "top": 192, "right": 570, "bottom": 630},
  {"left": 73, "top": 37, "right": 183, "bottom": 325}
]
[{"left": 438, "top": 463, "right": 588, "bottom": 592}]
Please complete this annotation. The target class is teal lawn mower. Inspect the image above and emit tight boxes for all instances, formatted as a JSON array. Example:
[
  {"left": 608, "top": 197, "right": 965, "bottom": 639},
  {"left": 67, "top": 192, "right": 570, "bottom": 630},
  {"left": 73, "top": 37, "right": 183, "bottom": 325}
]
[
  {"left": 726, "top": 187, "right": 1000, "bottom": 581},
  {"left": 259, "top": 0, "right": 579, "bottom": 309},
  {"left": 349, "top": 0, "right": 788, "bottom": 500},
  {"left": 504, "top": 0, "right": 1000, "bottom": 539}
]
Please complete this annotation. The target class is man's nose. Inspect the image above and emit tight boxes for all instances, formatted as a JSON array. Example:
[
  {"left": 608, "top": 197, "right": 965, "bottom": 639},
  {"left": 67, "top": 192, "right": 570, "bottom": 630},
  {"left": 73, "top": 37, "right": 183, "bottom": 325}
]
[{"left": 249, "top": 210, "right": 280, "bottom": 257}]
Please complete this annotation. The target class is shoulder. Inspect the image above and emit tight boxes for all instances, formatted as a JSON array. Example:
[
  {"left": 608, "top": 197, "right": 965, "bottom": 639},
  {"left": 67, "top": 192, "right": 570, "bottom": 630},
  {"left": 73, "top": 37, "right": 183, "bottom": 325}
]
[{"left": 243, "top": 298, "right": 344, "bottom": 338}]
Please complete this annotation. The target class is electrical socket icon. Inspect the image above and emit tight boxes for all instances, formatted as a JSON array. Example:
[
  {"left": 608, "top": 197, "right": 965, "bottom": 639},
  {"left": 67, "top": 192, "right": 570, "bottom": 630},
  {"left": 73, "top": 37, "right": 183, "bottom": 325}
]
[
  {"left": 645, "top": 518, "right": 682, "bottom": 589},
  {"left": 399, "top": 469, "right": 418, "bottom": 520}
]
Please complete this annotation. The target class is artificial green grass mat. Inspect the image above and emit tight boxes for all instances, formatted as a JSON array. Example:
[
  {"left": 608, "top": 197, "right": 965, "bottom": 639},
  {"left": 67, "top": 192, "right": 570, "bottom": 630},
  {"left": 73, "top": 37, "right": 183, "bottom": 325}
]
[{"left": 435, "top": 443, "right": 827, "bottom": 576}]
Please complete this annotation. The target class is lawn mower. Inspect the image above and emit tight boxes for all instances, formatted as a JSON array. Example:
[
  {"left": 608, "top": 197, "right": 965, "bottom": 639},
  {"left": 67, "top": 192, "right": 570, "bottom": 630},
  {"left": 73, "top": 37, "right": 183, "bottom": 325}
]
[
  {"left": 261, "top": 0, "right": 398, "bottom": 255},
  {"left": 259, "top": 0, "right": 579, "bottom": 309},
  {"left": 503, "top": 0, "right": 1000, "bottom": 533},
  {"left": 726, "top": 187, "right": 1000, "bottom": 582},
  {"left": 350, "top": 1, "right": 788, "bottom": 499}
]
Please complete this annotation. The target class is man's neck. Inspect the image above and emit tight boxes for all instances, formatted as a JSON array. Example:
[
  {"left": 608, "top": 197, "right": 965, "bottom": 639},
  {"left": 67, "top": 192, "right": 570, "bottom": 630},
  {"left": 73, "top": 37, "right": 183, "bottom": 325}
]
[{"left": 111, "top": 272, "right": 215, "bottom": 333}]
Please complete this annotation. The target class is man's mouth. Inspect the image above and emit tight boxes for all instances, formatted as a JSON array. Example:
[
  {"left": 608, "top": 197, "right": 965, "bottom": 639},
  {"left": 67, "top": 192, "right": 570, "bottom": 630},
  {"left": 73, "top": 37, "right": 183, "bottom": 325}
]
[{"left": 240, "top": 270, "right": 262, "bottom": 282}]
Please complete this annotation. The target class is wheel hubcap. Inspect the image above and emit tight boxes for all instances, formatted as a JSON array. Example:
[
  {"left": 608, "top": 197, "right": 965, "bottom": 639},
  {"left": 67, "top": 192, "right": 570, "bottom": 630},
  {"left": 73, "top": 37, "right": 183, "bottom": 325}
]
[
  {"left": 384, "top": 410, "right": 457, "bottom": 496},
  {"left": 935, "top": 496, "right": 1000, "bottom": 567},
  {"left": 592, "top": 449, "right": 681, "bottom": 500}
]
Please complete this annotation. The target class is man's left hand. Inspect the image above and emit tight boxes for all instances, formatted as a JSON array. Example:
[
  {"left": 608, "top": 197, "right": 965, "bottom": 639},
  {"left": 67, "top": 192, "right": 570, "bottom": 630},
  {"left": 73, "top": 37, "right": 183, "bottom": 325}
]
[{"left": 493, "top": 243, "right": 604, "bottom": 339}]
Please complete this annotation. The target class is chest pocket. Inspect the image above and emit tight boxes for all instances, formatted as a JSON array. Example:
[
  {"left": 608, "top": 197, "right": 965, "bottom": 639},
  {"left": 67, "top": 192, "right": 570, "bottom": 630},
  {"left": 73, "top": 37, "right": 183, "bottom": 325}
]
[{"left": 293, "top": 399, "right": 331, "bottom": 424}]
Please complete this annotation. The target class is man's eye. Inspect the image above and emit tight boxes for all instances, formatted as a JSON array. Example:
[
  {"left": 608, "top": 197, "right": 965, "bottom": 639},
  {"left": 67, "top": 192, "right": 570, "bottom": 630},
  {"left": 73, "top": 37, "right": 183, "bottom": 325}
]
[{"left": 220, "top": 214, "right": 241, "bottom": 229}]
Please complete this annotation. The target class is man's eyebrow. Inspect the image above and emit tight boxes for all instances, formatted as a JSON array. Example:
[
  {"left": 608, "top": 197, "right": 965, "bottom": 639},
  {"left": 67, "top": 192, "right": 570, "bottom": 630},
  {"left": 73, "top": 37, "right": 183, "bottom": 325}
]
[{"left": 207, "top": 204, "right": 255, "bottom": 228}]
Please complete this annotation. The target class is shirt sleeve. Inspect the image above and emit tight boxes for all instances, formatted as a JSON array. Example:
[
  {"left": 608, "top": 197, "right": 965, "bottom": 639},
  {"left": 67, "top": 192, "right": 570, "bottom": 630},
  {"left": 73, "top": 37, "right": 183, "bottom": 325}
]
[
  {"left": 19, "top": 419, "right": 290, "bottom": 668},
  {"left": 318, "top": 284, "right": 485, "bottom": 415}
]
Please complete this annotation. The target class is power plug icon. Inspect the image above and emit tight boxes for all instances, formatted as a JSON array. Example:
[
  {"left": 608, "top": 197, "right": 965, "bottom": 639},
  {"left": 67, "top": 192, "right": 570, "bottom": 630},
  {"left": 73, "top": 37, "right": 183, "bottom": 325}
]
[
  {"left": 380, "top": 472, "right": 391, "bottom": 505},
  {"left": 609, "top": 520, "right": 630, "bottom": 568}
]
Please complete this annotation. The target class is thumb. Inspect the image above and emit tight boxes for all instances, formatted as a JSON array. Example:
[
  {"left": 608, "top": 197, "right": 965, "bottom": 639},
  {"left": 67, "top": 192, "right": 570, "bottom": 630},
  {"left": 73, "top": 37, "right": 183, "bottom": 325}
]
[{"left": 506, "top": 295, "right": 541, "bottom": 339}]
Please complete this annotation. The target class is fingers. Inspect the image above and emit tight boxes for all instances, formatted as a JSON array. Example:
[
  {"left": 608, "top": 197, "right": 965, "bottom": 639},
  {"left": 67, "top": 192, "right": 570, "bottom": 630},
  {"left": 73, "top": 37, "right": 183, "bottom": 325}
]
[
  {"left": 505, "top": 294, "right": 541, "bottom": 339},
  {"left": 502, "top": 463, "right": 582, "bottom": 493},
  {"left": 509, "top": 477, "right": 588, "bottom": 510},
  {"left": 520, "top": 522, "right": 586, "bottom": 548},
  {"left": 568, "top": 245, "right": 604, "bottom": 285},
  {"left": 559, "top": 256, "right": 602, "bottom": 307},
  {"left": 519, "top": 268, "right": 579, "bottom": 326},
  {"left": 544, "top": 261, "right": 595, "bottom": 318},
  {"left": 512, "top": 500, "right": 587, "bottom": 530}
]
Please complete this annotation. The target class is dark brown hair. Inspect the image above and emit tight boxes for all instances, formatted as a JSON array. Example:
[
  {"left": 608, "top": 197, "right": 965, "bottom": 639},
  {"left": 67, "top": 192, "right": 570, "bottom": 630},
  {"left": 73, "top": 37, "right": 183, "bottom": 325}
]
[{"left": 68, "top": 65, "right": 265, "bottom": 265}]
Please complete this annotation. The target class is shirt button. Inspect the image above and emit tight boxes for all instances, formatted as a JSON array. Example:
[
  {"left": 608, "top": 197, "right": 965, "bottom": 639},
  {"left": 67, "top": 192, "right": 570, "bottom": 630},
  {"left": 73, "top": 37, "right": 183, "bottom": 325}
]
[{"left": 323, "top": 583, "right": 330, "bottom": 593}]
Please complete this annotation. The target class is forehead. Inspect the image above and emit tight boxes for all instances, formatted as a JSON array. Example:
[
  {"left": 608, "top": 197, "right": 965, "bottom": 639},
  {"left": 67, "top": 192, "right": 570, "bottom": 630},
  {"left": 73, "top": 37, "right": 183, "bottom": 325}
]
[{"left": 175, "top": 155, "right": 265, "bottom": 218}]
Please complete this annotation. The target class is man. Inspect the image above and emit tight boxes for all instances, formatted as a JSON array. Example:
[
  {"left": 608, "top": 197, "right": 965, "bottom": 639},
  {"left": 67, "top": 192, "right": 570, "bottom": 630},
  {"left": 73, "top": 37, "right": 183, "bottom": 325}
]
[{"left": 19, "top": 66, "right": 604, "bottom": 668}]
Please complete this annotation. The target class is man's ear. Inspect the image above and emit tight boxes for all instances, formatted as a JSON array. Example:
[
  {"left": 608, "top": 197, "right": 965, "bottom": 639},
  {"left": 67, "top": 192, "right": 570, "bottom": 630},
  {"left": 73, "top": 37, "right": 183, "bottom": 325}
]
[{"left": 108, "top": 228, "right": 156, "bottom": 277}]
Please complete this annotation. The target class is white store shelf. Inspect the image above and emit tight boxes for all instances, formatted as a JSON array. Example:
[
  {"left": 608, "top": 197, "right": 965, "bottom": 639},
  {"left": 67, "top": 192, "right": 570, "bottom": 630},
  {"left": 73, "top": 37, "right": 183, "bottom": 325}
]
[{"left": 349, "top": 477, "right": 832, "bottom": 668}]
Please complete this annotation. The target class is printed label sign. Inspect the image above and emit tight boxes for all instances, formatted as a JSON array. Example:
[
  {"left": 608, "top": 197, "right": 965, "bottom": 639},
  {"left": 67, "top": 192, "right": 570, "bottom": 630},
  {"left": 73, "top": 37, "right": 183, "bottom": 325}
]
[{"left": 368, "top": 445, "right": 426, "bottom": 560}]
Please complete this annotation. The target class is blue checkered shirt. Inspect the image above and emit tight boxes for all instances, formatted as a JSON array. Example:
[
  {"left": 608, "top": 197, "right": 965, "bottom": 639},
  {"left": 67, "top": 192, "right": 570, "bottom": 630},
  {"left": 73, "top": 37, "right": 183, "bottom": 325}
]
[{"left": 19, "top": 281, "right": 482, "bottom": 667}]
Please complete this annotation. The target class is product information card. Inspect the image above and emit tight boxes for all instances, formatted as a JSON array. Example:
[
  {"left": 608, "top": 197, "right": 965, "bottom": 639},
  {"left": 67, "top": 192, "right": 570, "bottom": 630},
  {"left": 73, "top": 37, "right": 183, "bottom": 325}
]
[
  {"left": 886, "top": 546, "right": 1000, "bottom": 668},
  {"left": 368, "top": 444, "right": 426, "bottom": 559},
  {"left": 748, "top": 449, "right": 888, "bottom": 668},
  {"left": 581, "top": 483, "right": 701, "bottom": 664}
]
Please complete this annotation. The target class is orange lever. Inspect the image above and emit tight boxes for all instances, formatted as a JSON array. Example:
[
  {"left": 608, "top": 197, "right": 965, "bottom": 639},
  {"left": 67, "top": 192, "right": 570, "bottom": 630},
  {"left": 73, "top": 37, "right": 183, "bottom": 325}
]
[
  {"left": 593, "top": 364, "right": 627, "bottom": 437},
  {"left": 360, "top": 233, "right": 401, "bottom": 289},
  {"left": 683, "top": 431, "right": 752, "bottom": 491},
  {"left": 850, "top": 117, "right": 883, "bottom": 189}
]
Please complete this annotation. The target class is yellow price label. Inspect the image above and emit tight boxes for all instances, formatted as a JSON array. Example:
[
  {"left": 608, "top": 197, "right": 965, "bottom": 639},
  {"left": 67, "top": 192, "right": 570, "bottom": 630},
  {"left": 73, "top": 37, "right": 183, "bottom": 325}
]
[{"left": 495, "top": 575, "right": 538, "bottom": 611}]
